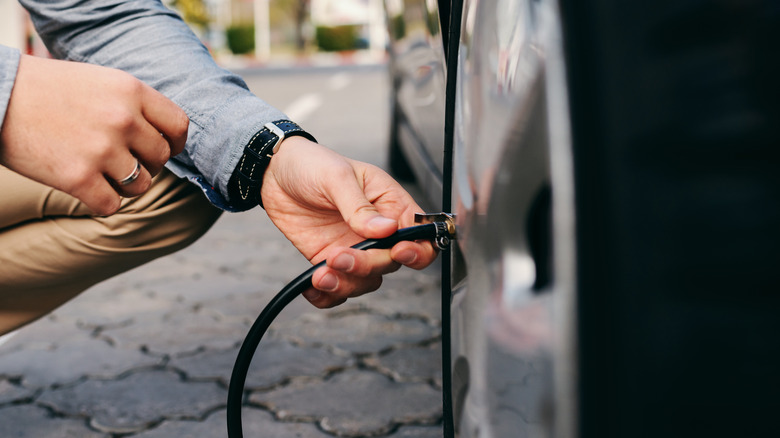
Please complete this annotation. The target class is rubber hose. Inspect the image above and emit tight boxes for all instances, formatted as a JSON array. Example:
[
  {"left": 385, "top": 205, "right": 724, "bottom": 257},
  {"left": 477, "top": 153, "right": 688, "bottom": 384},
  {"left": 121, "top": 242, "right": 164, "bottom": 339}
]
[{"left": 227, "top": 223, "right": 441, "bottom": 438}]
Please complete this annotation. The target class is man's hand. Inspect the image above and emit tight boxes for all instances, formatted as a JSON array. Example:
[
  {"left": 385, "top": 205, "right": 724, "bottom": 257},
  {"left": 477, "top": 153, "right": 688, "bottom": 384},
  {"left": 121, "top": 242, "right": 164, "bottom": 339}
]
[
  {"left": 0, "top": 55, "right": 188, "bottom": 215},
  {"left": 261, "top": 137, "right": 438, "bottom": 308}
]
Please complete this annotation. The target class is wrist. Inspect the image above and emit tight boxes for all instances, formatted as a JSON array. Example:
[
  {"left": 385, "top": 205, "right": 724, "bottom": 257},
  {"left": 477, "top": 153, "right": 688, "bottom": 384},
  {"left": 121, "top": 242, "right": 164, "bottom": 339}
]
[{"left": 227, "top": 120, "right": 316, "bottom": 209}]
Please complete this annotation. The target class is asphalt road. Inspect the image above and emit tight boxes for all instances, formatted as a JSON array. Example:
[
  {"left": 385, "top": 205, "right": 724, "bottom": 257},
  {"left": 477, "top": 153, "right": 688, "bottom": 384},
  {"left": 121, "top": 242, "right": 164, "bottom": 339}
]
[
  {"left": 0, "top": 64, "right": 444, "bottom": 438},
  {"left": 243, "top": 64, "right": 394, "bottom": 167}
]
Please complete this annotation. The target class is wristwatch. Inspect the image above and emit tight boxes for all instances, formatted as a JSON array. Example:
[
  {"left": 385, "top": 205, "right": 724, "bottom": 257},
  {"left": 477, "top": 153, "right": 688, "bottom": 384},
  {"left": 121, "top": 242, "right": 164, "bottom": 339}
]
[{"left": 227, "top": 120, "right": 316, "bottom": 209}]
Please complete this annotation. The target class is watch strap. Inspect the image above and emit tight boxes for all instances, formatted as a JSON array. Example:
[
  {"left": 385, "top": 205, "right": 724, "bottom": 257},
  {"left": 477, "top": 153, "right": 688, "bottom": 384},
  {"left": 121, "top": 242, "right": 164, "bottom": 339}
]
[{"left": 228, "top": 120, "right": 316, "bottom": 209}]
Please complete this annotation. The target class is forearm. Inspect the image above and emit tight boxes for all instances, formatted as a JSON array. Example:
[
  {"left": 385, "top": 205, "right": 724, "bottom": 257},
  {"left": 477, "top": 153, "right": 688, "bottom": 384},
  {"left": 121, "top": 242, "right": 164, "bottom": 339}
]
[{"left": 20, "top": 0, "right": 286, "bottom": 205}]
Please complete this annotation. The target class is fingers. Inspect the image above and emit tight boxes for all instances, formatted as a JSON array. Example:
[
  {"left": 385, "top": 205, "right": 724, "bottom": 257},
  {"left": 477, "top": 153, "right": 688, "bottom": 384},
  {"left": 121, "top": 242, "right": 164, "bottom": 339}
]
[
  {"left": 302, "top": 289, "right": 347, "bottom": 309},
  {"left": 329, "top": 248, "right": 402, "bottom": 277},
  {"left": 105, "top": 81, "right": 185, "bottom": 200},
  {"left": 307, "top": 267, "right": 384, "bottom": 308},
  {"left": 71, "top": 154, "right": 152, "bottom": 215},
  {"left": 129, "top": 83, "right": 187, "bottom": 181},
  {"left": 105, "top": 156, "right": 153, "bottom": 198},
  {"left": 70, "top": 172, "right": 123, "bottom": 216},
  {"left": 390, "top": 240, "right": 438, "bottom": 270},
  {"left": 305, "top": 248, "right": 396, "bottom": 307},
  {"left": 129, "top": 121, "right": 173, "bottom": 177},
  {"left": 303, "top": 239, "right": 437, "bottom": 308},
  {"left": 139, "top": 84, "right": 189, "bottom": 156},
  {"left": 264, "top": 140, "right": 440, "bottom": 308},
  {"left": 326, "top": 173, "right": 399, "bottom": 239},
  {"left": 0, "top": 56, "right": 186, "bottom": 216}
]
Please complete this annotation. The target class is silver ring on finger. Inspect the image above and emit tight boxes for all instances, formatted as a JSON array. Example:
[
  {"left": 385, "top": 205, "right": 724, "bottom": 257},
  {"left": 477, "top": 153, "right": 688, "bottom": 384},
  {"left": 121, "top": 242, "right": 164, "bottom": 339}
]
[{"left": 117, "top": 159, "right": 141, "bottom": 186}]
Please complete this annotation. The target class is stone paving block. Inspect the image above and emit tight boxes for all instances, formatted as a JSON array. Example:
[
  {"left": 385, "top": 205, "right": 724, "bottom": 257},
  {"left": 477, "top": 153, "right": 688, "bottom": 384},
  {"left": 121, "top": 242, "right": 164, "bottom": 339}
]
[
  {"left": 341, "top": 279, "right": 442, "bottom": 324},
  {"left": 99, "top": 309, "right": 248, "bottom": 356},
  {"left": 139, "top": 271, "right": 267, "bottom": 305},
  {"left": 0, "top": 336, "right": 160, "bottom": 389},
  {"left": 132, "top": 407, "right": 332, "bottom": 438},
  {"left": 0, "top": 315, "right": 91, "bottom": 352},
  {"left": 364, "top": 344, "right": 442, "bottom": 385},
  {"left": 237, "top": 256, "right": 316, "bottom": 286},
  {"left": 37, "top": 369, "right": 226, "bottom": 434},
  {"left": 181, "top": 278, "right": 325, "bottom": 326},
  {"left": 210, "top": 290, "right": 355, "bottom": 330},
  {"left": 276, "top": 312, "right": 437, "bottom": 355},
  {"left": 193, "top": 209, "right": 281, "bottom": 247},
  {"left": 185, "top": 212, "right": 309, "bottom": 282},
  {"left": 198, "top": 289, "right": 282, "bottom": 324},
  {"left": 250, "top": 369, "right": 441, "bottom": 437},
  {"left": 51, "top": 286, "right": 179, "bottom": 330},
  {"left": 108, "top": 253, "right": 223, "bottom": 290},
  {"left": 0, "top": 404, "right": 107, "bottom": 438},
  {"left": 185, "top": 241, "right": 266, "bottom": 271},
  {"left": 270, "top": 295, "right": 346, "bottom": 326},
  {"left": 185, "top": 241, "right": 296, "bottom": 274},
  {"left": 170, "top": 339, "right": 350, "bottom": 389},
  {"left": 0, "top": 379, "right": 35, "bottom": 404},
  {"left": 326, "top": 262, "right": 441, "bottom": 325}
]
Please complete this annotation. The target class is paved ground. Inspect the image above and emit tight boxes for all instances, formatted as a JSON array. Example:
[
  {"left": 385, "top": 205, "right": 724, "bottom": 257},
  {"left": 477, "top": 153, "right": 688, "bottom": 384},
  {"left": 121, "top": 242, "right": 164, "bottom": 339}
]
[{"left": 0, "top": 65, "right": 444, "bottom": 437}]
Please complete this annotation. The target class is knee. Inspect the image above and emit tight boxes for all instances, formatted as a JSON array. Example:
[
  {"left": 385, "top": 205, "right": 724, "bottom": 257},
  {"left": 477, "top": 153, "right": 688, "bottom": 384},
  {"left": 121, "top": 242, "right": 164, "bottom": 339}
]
[{"left": 96, "top": 171, "right": 223, "bottom": 254}]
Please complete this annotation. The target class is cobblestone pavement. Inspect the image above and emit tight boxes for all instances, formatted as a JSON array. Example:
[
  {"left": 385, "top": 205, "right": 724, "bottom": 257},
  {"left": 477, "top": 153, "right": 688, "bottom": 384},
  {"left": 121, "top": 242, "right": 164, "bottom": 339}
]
[{"left": 0, "top": 67, "right": 444, "bottom": 437}]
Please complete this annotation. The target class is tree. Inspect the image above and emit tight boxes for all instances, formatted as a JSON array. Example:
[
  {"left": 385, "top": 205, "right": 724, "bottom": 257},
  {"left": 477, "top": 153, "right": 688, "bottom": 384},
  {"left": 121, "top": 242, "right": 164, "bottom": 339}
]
[
  {"left": 274, "top": 0, "right": 311, "bottom": 52},
  {"left": 171, "top": 0, "right": 210, "bottom": 30}
]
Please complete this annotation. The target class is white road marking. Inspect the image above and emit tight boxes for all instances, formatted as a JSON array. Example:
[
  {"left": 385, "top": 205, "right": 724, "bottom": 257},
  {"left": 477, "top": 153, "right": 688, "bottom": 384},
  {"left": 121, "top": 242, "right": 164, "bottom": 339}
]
[
  {"left": 283, "top": 93, "right": 323, "bottom": 123},
  {"left": 283, "top": 72, "right": 351, "bottom": 123},
  {"left": 0, "top": 331, "right": 17, "bottom": 349}
]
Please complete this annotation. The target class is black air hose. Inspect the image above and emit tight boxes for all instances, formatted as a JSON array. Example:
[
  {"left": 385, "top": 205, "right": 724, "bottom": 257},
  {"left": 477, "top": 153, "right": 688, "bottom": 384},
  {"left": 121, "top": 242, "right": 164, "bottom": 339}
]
[{"left": 226, "top": 223, "right": 446, "bottom": 438}]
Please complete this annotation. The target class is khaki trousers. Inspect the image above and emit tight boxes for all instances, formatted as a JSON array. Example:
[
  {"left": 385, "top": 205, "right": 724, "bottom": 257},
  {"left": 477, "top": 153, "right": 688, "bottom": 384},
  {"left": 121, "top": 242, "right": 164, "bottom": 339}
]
[{"left": 0, "top": 166, "right": 222, "bottom": 335}]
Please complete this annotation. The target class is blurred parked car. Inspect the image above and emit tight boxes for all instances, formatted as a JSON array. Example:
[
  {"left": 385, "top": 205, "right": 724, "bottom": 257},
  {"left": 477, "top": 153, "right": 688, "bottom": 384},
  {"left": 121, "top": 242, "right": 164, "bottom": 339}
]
[{"left": 384, "top": 1, "right": 780, "bottom": 438}]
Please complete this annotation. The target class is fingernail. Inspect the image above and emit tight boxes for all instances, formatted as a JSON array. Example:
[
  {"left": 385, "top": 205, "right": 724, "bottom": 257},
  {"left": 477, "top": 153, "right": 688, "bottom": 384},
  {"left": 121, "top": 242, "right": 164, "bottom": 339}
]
[
  {"left": 368, "top": 216, "right": 396, "bottom": 230},
  {"left": 332, "top": 253, "right": 355, "bottom": 271},
  {"left": 396, "top": 249, "right": 417, "bottom": 265},
  {"left": 302, "top": 289, "right": 321, "bottom": 301},
  {"left": 318, "top": 273, "right": 339, "bottom": 292}
]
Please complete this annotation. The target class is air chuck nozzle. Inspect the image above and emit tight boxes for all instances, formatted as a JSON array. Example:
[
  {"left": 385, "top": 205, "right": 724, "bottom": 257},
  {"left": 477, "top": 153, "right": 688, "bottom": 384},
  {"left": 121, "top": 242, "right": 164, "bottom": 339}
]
[{"left": 414, "top": 212, "right": 456, "bottom": 250}]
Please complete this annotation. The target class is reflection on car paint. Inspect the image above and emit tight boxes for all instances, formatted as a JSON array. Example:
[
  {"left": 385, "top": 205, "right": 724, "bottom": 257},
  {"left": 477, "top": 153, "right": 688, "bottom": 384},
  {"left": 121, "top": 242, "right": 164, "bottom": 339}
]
[{"left": 385, "top": 1, "right": 563, "bottom": 437}]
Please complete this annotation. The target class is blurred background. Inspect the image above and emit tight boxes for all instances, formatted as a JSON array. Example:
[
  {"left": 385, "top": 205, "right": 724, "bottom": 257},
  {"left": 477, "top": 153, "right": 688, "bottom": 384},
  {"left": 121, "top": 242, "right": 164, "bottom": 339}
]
[{"left": 0, "top": 0, "right": 388, "bottom": 67}]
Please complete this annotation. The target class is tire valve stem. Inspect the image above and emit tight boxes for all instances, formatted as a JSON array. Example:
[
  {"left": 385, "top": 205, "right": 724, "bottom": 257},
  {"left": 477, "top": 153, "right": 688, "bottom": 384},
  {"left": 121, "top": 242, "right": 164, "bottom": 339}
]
[{"left": 414, "top": 212, "right": 457, "bottom": 250}]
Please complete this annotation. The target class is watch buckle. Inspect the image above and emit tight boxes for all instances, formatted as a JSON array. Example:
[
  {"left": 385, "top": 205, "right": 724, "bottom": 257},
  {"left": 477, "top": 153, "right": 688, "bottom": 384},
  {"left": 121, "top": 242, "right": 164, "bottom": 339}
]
[{"left": 264, "top": 122, "right": 286, "bottom": 156}]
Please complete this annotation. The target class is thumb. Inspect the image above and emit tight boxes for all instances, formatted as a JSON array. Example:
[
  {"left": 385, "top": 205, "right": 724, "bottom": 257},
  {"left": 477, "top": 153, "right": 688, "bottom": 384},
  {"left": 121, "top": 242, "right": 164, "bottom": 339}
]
[{"left": 328, "top": 178, "right": 398, "bottom": 239}]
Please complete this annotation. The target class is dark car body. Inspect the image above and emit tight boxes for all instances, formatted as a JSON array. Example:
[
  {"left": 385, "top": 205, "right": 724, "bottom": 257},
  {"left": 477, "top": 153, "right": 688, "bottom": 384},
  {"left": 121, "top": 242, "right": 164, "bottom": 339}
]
[
  {"left": 385, "top": 1, "right": 780, "bottom": 438},
  {"left": 387, "top": 1, "right": 561, "bottom": 436}
]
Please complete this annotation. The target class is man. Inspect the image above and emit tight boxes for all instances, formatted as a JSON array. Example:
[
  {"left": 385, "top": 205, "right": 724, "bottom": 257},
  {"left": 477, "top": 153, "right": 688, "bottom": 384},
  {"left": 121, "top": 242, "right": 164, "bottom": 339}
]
[{"left": 0, "top": 0, "right": 436, "bottom": 334}]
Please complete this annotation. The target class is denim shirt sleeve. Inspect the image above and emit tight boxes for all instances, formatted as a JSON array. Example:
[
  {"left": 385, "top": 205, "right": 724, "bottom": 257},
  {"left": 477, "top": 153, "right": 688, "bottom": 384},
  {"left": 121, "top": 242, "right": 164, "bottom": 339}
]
[
  {"left": 19, "top": 0, "right": 288, "bottom": 211},
  {"left": 0, "top": 45, "right": 21, "bottom": 135}
]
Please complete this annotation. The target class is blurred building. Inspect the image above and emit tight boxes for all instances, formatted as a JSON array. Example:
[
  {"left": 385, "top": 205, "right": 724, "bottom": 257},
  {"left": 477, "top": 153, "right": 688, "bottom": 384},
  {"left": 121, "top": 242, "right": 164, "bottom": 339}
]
[
  {"left": 0, "top": 0, "right": 49, "bottom": 56},
  {"left": 214, "top": 0, "right": 386, "bottom": 58},
  {"left": 310, "top": 0, "right": 386, "bottom": 52},
  {"left": 0, "top": 0, "right": 26, "bottom": 51}
]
